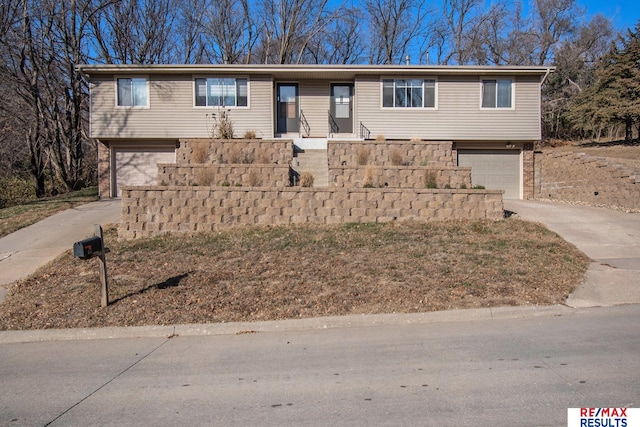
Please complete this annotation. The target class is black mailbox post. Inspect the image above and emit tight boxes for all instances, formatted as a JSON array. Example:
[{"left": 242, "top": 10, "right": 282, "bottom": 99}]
[
  {"left": 73, "top": 236, "right": 103, "bottom": 260},
  {"left": 73, "top": 225, "right": 110, "bottom": 307}
]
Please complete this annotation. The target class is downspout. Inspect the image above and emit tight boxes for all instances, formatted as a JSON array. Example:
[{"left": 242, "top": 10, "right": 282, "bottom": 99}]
[{"left": 540, "top": 67, "right": 552, "bottom": 86}]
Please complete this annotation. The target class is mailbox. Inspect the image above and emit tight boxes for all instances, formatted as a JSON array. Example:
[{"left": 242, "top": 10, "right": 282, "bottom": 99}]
[{"left": 73, "top": 236, "right": 103, "bottom": 260}]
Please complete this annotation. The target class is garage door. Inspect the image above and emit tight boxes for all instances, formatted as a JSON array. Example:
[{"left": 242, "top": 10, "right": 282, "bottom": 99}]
[
  {"left": 114, "top": 148, "right": 176, "bottom": 196},
  {"left": 457, "top": 150, "right": 521, "bottom": 199}
]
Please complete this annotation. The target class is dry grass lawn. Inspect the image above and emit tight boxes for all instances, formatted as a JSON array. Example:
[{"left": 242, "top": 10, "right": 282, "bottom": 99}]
[{"left": 0, "top": 219, "right": 590, "bottom": 330}]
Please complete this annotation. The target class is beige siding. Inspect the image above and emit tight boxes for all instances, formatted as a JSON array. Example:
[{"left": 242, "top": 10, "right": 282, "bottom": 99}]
[
  {"left": 355, "top": 75, "right": 541, "bottom": 141},
  {"left": 90, "top": 74, "right": 274, "bottom": 139},
  {"left": 299, "top": 80, "right": 330, "bottom": 137}
]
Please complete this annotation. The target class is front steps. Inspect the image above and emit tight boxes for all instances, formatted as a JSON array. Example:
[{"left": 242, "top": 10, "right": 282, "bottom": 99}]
[
  {"left": 292, "top": 139, "right": 329, "bottom": 187},
  {"left": 293, "top": 148, "right": 329, "bottom": 187}
]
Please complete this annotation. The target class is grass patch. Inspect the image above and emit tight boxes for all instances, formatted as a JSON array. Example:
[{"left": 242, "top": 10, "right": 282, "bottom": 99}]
[
  {"left": 0, "top": 219, "right": 590, "bottom": 330},
  {"left": 0, "top": 187, "right": 98, "bottom": 239}
]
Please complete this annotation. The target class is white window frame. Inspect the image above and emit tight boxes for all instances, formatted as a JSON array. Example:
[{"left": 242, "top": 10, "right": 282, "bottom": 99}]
[
  {"left": 115, "top": 76, "right": 149, "bottom": 108},
  {"left": 480, "top": 77, "right": 514, "bottom": 109},
  {"left": 381, "top": 78, "right": 438, "bottom": 109},
  {"left": 193, "top": 77, "right": 249, "bottom": 108}
]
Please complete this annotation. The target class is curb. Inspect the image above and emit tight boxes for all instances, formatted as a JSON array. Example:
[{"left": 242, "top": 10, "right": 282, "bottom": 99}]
[{"left": 0, "top": 304, "right": 581, "bottom": 344}]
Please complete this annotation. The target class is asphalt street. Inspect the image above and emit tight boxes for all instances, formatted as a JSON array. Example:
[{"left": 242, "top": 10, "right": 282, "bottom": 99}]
[{"left": 1, "top": 304, "right": 638, "bottom": 426}]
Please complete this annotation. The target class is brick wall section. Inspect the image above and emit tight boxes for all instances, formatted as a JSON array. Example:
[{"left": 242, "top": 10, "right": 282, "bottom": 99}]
[
  {"left": 522, "top": 143, "right": 534, "bottom": 199},
  {"left": 328, "top": 140, "right": 455, "bottom": 168},
  {"left": 119, "top": 186, "right": 504, "bottom": 239},
  {"left": 157, "top": 164, "right": 291, "bottom": 187},
  {"left": 178, "top": 138, "right": 294, "bottom": 165},
  {"left": 330, "top": 166, "right": 472, "bottom": 189},
  {"left": 97, "top": 141, "right": 111, "bottom": 198},
  {"left": 535, "top": 151, "right": 640, "bottom": 210}
]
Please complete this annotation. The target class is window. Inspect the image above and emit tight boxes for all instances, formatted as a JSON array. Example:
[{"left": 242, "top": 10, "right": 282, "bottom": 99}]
[
  {"left": 382, "top": 79, "right": 436, "bottom": 108},
  {"left": 482, "top": 79, "right": 512, "bottom": 108},
  {"left": 195, "top": 78, "right": 248, "bottom": 107},
  {"left": 117, "top": 77, "right": 148, "bottom": 107}
]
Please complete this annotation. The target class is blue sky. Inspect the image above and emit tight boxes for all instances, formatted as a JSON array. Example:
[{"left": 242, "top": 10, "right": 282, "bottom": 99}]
[{"left": 580, "top": 0, "right": 638, "bottom": 31}]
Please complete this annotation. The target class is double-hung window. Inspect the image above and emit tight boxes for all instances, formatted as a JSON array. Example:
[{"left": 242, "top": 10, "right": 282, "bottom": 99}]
[
  {"left": 382, "top": 79, "right": 436, "bottom": 108},
  {"left": 482, "top": 79, "right": 512, "bottom": 108},
  {"left": 195, "top": 78, "right": 248, "bottom": 107},
  {"left": 117, "top": 77, "right": 148, "bottom": 107}
]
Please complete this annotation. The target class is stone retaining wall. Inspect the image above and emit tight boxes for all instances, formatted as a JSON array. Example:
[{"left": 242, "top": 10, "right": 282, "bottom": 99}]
[
  {"left": 330, "top": 166, "right": 472, "bottom": 189},
  {"left": 535, "top": 151, "right": 640, "bottom": 210},
  {"left": 119, "top": 186, "right": 504, "bottom": 239},
  {"left": 178, "top": 138, "right": 293, "bottom": 165},
  {"left": 328, "top": 140, "right": 455, "bottom": 168},
  {"left": 157, "top": 164, "right": 291, "bottom": 187}
]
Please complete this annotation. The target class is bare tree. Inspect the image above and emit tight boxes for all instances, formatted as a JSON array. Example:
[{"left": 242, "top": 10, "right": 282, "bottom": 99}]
[
  {"left": 0, "top": 1, "right": 53, "bottom": 196},
  {"left": 305, "top": 6, "right": 365, "bottom": 64},
  {"left": 89, "top": 0, "right": 178, "bottom": 64},
  {"left": 440, "top": 0, "right": 483, "bottom": 65},
  {"left": 256, "top": 0, "right": 338, "bottom": 64},
  {"left": 530, "top": 0, "right": 583, "bottom": 65},
  {"left": 174, "top": 0, "right": 210, "bottom": 64},
  {"left": 365, "top": 0, "right": 427, "bottom": 64},
  {"left": 0, "top": 0, "right": 110, "bottom": 196},
  {"left": 543, "top": 14, "right": 614, "bottom": 139},
  {"left": 199, "top": 0, "right": 256, "bottom": 64}
]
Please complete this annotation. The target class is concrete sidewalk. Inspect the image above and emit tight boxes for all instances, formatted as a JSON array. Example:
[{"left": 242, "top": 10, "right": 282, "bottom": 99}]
[
  {"left": 504, "top": 200, "right": 640, "bottom": 308},
  {"left": 0, "top": 199, "right": 121, "bottom": 302}
]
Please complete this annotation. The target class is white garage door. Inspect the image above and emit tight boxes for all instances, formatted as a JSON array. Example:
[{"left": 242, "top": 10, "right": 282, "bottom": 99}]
[
  {"left": 458, "top": 150, "right": 521, "bottom": 199},
  {"left": 114, "top": 148, "right": 175, "bottom": 196}
]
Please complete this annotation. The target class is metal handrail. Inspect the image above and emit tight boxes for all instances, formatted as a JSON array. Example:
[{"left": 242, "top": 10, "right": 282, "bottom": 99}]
[
  {"left": 328, "top": 110, "right": 339, "bottom": 136},
  {"left": 299, "top": 110, "right": 310, "bottom": 137},
  {"left": 359, "top": 122, "right": 371, "bottom": 140}
]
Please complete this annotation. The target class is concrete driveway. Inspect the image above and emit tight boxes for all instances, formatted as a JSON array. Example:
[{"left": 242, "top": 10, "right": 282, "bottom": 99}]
[
  {"left": 504, "top": 200, "right": 640, "bottom": 308},
  {"left": 0, "top": 199, "right": 121, "bottom": 302}
]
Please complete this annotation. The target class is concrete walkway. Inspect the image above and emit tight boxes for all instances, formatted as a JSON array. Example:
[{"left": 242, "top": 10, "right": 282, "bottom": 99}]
[
  {"left": 0, "top": 199, "right": 121, "bottom": 302},
  {"left": 504, "top": 200, "right": 640, "bottom": 308}
]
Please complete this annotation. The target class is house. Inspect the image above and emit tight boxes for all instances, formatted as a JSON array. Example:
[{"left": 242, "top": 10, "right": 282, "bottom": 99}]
[{"left": 78, "top": 64, "right": 553, "bottom": 199}]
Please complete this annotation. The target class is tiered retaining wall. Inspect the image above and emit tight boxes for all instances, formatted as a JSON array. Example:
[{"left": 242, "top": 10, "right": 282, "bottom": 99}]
[
  {"left": 119, "top": 186, "right": 504, "bottom": 239},
  {"left": 178, "top": 138, "right": 293, "bottom": 165},
  {"left": 157, "top": 164, "right": 291, "bottom": 187},
  {"left": 328, "top": 140, "right": 455, "bottom": 167},
  {"left": 330, "top": 166, "right": 472, "bottom": 189}
]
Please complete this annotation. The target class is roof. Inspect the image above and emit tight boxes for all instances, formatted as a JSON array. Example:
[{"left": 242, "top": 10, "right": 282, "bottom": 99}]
[{"left": 77, "top": 64, "right": 554, "bottom": 80}]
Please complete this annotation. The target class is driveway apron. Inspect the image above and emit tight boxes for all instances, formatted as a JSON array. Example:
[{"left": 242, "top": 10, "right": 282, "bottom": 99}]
[
  {"left": 504, "top": 200, "right": 640, "bottom": 307},
  {"left": 0, "top": 199, "right": 121, "bottom": 302}
]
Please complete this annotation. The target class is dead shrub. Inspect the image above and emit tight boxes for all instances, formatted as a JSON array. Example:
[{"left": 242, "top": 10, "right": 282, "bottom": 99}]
[
  {"left": 363, "top": 165, "right": 375, "bottom": 188},
  {"left": 257, "top": 151, "right": 270, "bottom": 164},
  {"left": 375, "top": 134, "right": 386, "bottom": 141},
  {"left": 194, "top": 167, "right": 215, "bottom": 186},
  {"left": 356, "top": 145, "right": 371, "bottom": 165},
  {"left": 214, "top": 111, "right": 234, "bottom": 139},
  {"left": 244, "top": 130, "right": 257, "bottom": 139},
  {"left": 228, "top": 146, "right": 242, "bottom": 164},
  {"left": 247, "top": 169, "right": 262, "bottom": 186},
  {"left": 300, "top": 172, "right": 314, "bottom": 187},
  {"left": 191, "top": 141, "right": 209, "bottom": 164},
  {"left": 389, "top": 148, "right": 403, "bottom": 166},
  {"left": 424, "top": 169, "right": 438, "bottom": 189}
]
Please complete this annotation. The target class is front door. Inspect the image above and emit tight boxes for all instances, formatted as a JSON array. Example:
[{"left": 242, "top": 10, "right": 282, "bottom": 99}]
[
  {"left": 277, "top": 83, "right": 299, "bottom": 134},
  {"left": 330, "top": 83, "right": 353, "bottom": 134}
]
